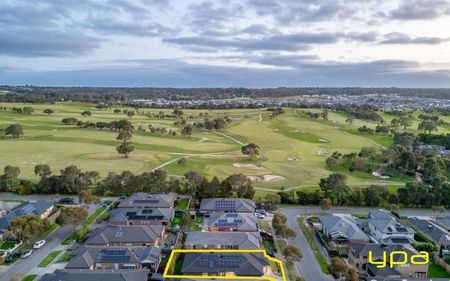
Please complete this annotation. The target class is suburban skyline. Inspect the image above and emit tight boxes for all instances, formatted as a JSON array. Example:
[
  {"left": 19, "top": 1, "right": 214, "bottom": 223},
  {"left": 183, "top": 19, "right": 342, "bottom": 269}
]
[{"left": 1, "top": 0, "right": 450, "bottom": 87}]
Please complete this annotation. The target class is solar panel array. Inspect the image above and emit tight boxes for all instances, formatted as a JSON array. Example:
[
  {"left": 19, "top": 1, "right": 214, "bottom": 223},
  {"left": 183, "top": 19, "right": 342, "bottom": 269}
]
[
  {"left": 114, "top": 231, "right": 124, "bottom": 238},
  {"left": 100, "top": 249, "right": 126, "bottom": 255},
  {"left": 214, "top": 218, "right": 243, "bottom": 227},
  {"left": 100, "top": 255, "right": 131, "bottom": 262},
  {"left": 195, "top": 255, "right": 242, "bottom": 269},
  {"left": 215, "top": 200, "right": 236, "bottom": 210},
  {"left": 134, "top": 199, "right": 159, "bottom": 204}
]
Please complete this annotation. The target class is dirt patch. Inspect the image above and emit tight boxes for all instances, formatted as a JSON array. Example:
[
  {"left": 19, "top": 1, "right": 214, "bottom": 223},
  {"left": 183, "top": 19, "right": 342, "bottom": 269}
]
[
  {"left": 287, "top": 156, "right": 303, "bottom": 161},
  {"left": 316, "top": 149, "right": 329, "bottom": 156},
  {"left": 233, "top": 163, "right": 265, "bottom": 170},
  {"left": 248, "top": 175, "right": 286, "bottom": 182}
]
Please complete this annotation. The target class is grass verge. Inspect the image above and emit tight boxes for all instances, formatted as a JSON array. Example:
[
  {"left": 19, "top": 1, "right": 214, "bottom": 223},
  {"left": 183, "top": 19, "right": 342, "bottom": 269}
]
[
  {"left": 297, "top": 217, "right": 330, "bottom": 274},
  {"left": 37, "top": 250, "right": 62, "bottom": 268},
  {"left": 22, "top": 275, "right": 38, "bottom": 281},
  {"left": 56, "top": 250, "right": 72, "bottom": 263},
  {"left": 428, "top": 261, "right": 450, "bottom": 278}
]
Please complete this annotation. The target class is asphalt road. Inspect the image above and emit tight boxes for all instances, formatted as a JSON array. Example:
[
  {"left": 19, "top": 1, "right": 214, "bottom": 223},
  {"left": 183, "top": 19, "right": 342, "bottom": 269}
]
[
  {"left": 0, "top": 194, "right": 99, "bottom": 281},
  {"left": 281, "top": 206, "right": 450, "bottom": 281}
]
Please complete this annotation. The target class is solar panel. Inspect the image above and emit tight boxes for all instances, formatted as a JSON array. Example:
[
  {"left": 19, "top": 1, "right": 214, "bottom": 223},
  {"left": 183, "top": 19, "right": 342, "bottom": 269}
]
[
  {"left": 101, "top": 249, "right": 126, "bottom": 255},
  {"left": 114, "top": 231, "right": 124, "bottom": 238},
  {"left": 396, "top": 227, "right": 408, "bottom": 232},
  {"left": 134, "top": 199, "right": 159, "bottom": 204}
]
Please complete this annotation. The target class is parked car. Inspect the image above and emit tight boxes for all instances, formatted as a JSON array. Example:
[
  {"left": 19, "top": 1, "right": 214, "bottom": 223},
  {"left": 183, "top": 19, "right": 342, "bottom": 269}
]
[
  {"left": 33, "top": 240, "right": 46, "bottom": 249},
  {"left": 5, "top": 252, "right": 20, "bottom": 262},
  {"left": 255, "top": 212, "right": 265, "bottom": 219},
  {"left": 21, "top": 250, "right": 33, "bottom": 259}
]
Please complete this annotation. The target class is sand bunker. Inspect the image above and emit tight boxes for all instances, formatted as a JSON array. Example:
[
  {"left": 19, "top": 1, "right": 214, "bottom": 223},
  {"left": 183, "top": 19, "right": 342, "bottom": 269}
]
[
  {"left": 319, "top": 139, "right": 329, "bottom": 143},
  {"left": 316, "top": 149, "right": 329, "bottom": 156},
  {"left": 248, "top": 175, "right": 286, "bottom": 182},
  {"left": 233, "top": 163, "right": 265, "bottom": 170},
  {"left": 288, "top": 156, "right": 303, "bottom": 161}
]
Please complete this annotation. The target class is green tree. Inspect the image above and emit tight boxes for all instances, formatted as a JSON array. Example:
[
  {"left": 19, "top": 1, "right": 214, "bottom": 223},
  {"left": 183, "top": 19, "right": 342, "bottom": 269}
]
[
  {"left": 81, "top": 110, "right": 92, "bottom": 117},
  {"left": 283, "top": 245, "right": 303, "bottom": 262},
  {"left": 1, "top": 165, "right": 21, "bottom": 191},
  {"left": 399, "top": 115, "right": 412, "bottom": 130},
  {"left": 56, "top": 207, "right": 88, "bottom": 232},
  {"left": 5, "top": 123, "right": 24, "bottom": 138},
  {"left": 43, "top": 108, "right": 54, "bottom": 115},
  {"left": 241, "top": 143, "right": 260, "bottom": 160},
  {"left": 79, "top": 190, "right": 100, "bottom": 204},
  {"left": 181, "top": 125, "right": 193, "bottom": 137},
  {"left": 34, "top": 164, "right": 52, "bottom": 178},
  {"left": 418, "top": 120, "right": 437, "bottom": 133},
  {"left": 10, "top": 215, "right": 50, "bottom": 244},
  {"left": 116, "top": 141, "right": 135, "bottom": 158},
  {"left": 319, "top": 173, "right": 350, "bottom": 205}
]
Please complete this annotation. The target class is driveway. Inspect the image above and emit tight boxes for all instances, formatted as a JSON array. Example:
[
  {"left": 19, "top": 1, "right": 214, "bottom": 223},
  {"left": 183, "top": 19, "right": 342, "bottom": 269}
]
[{"left": 0, "top": 200, "right": 99, "bottom": 281}]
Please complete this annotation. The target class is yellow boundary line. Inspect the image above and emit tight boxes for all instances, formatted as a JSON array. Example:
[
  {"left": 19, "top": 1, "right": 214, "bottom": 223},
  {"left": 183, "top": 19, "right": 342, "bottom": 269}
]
[{"left": 163, "top": 249, "right": 287, "bottom": 281}]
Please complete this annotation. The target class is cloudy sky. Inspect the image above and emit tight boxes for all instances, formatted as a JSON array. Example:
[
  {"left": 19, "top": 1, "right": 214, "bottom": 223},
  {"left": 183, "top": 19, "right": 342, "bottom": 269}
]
[{"left": 1, "top": 0, "right": 450, "bottom": 87}]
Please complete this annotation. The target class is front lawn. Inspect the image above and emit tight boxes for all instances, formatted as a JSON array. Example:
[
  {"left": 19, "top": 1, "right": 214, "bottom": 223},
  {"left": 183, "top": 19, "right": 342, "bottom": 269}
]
[
  {"left": 0, "top": 241, "right": 17, "bottom": 250},
  {"left": 38, "top": 250, "right": 62, "bottom": 267},
  {"left": 175, "top": 198, "right": 189, "bottom": 211},
  {"left": 428, "top": 262, "right": 450, "bottom": 278}
]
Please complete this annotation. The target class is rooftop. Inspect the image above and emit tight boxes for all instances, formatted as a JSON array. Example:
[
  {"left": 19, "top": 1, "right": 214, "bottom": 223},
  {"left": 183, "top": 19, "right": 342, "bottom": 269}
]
[
  {"left": 117, "top": 192, "right": 177, "bottom": 209},
  {"left": 85, "top": 225, "right": 164, "bottom": 245},
  {"left": 206, "top": 212, "right": 258, "bottom": 232},
  {"left": 184, "top": 231, "right": 261, "bottom": 249},
  {"left": 200, "top": 198, "right": 256, "bottom": 213},
  {"left": 40, "top": 269, "right": 149, "bottom": 281}
]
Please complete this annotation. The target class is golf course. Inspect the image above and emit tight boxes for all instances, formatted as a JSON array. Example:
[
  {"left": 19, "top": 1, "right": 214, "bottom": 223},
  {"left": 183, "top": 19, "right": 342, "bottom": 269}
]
[{"left": 1, "top": 102, "right": 449, "bottom": 197}]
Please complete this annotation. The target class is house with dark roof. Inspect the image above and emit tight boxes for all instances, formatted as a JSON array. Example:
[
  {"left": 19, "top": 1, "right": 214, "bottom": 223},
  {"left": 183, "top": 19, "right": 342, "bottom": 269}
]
[
  {"left": 85, "top": 225, "right": 164, "bottom": 247},
  {"left": 199, "top": 198, "right": 256, "bottom": 214},
  {"left": 348, "top": 243, "right": 428, "bottom": 279},
  {"left": 117, "top": 192, "right": 177, "bottom": 209},
  {"left": 109, "top": 207, "right": 174, "bottom": 226},
  {"left": 437, "top": 217, "right": 450, "bottom": 232},
  {"left": 181, "top": 253, "right": 271, "bottom": 277},
  {"left": 365, "top": 210, "right": 415, "bottom": 244},
  {"left": 0, "top": 201, "right": 55, "bottom": 231},
  {"left": 40, "top": 269, "right": 149, "bottom": 281},
  {"left": 66, "top": 246, "right": 161, "bottom": 272},
  {"left": 205, "top": 212, "right": 258, "bottom": 232},
  {"left": 184, "top": 231, "right": 261, "bottom": 249},
  {"left": 410, "top": 217, "right": 450, "bottom": 249},
  {"left": 318, "top": 215, "right": 370, "bottom": 244}
]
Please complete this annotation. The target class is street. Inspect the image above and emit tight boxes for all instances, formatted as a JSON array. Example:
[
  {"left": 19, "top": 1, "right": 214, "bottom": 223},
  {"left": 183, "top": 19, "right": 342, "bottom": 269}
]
[
  {"left": 0, "top": 193, "right": 99, "bottom": 281},
  {"left": 281, "top": 206, "right": 450, "bottom": 281}
]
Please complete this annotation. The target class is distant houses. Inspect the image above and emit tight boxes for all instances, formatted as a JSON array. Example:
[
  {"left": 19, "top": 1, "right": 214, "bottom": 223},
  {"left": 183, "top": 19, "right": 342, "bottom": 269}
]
[
  {"left": 0, "top": 201, "right": 56, "bottom": 232},
  {"left": 40, "top": 269, "right": 149, "bottom": 281}
]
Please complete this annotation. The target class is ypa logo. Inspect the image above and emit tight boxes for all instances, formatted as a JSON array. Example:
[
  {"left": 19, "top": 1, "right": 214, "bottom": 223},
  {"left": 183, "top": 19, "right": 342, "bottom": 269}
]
[{"left": 368, "top": 251, "right": 429, "bottom": 268}]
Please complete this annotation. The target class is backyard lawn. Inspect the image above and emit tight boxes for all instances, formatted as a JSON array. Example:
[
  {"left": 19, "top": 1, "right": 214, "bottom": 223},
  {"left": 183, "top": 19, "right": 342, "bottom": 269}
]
[{"left": 428, "top": 262, "right": 450, "bottom": 278}]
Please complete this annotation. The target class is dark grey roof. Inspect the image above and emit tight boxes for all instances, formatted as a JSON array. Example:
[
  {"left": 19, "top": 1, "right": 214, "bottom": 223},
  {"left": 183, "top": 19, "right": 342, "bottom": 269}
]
[
  {"left": 368, "top": 216, "right": 414, "bottom": 236},
  {"left": 319, "top": 215, "right": 369, "bottom": 241},
  {"left": 206, "top": 212, "right": 258, "bottom": 232},
  {"left": 184, "top": 231, "right": 261, "bottom": 249},
  {"left": 369, "top": 210, "right": 394, "bottom": 220},
  {"left": 181, "top": 253, "right": 269, "bottom": 276},
  {"left": 437, "top": 217, "right": 450, "bottom": 231},
  {"left": 199, "top": 198, "right": 256, "bottom": 213},
  {"left": 117, "top": 193, "right": 176, "bottom": 209},
  {"left": 368, "top": 263, "right": 401, "bottom": 277},
  {"left": 66, "top": 246, "right": 161, "bottom": 269},
  {"left": 85, "top": 225, "right": 164, "bottom": 245},
  {"left": 40, "top": 269, "right": 149, "bottom": 281},
  {"left": 110, "top": 208, "right": 173, "bottom": 225},
  {"left": 410, "top": 218, "right": 450, "bottom": 246},
  {"left": 0, "top": 201, "right": 54, "bottom": 230},
  {"left": 350, "top": 243, "right": 419, "bottom": 259}
]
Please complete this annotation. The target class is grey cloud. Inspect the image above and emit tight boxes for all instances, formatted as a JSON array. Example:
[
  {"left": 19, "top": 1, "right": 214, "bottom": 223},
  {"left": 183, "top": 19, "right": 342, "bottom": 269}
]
[
  {"left": 386, "top": 0, "right": 450, "bottom": 20},
  {"left": 185, "top": 1, "right": 244, "bottom": 31},
  {"left": 379, "top": 32, "right": 450, "bottom": 45},
  {"left": 0, "top": 30, "right": 102, "bottom": 57},
  {"left": 2, "top": 59, "right": 449, "bottom": 88}
]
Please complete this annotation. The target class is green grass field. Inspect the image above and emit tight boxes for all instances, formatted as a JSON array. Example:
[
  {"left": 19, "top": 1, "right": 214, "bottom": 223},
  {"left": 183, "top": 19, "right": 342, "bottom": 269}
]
[{"left": 1, "top": 102, "right": 439, "bottom": 196}]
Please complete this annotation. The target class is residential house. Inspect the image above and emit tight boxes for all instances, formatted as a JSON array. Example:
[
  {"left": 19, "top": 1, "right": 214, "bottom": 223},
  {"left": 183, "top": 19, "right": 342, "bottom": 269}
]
[
  {"left": 181, "top": 253, "right": 271, "bottom": 277},
  {"left": 365, "top": 210, "right": 415, "bottom": 244},
  {"left": 205, "top": 212, "right": 258, "bottom": 232},
  {"left": 40, "top": 269, "right": 149, "bottom": 281},
  {"left": 184, "top": 231, "right": 261, "bottom": 249},
  {"left": 85, "top": 225, "right": 164, "bottom": 247},
  {"left": 0, "top": 201, "right": 55, "bottom": 231},
  {"left": 348, "top": 243, "right": 428, "bottom": 279},
  {"left": 109, "top": 207, "right": 174, "bottom": 226},
  {"left": 410, "top": 217, "right": 450, "bottom": 249},
  {"left": 66, "top": 246, "right": 161, "bottom": 272},
  {"left": 318, "top": 215, "right": 370, "bottom": 244},
  {"left": 199, "top": 198, "right": 256, "bottom": 214},
  {"left": 117, "top": 192, "right": 177, "bottom": 209}
]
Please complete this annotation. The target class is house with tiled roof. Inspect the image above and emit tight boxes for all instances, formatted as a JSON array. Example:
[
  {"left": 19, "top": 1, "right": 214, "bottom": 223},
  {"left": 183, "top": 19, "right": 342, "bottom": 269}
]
[
  {"left": 181, "top": 253, "right": 270, "bottom": 277},
  {"left": 205, "top": 212, "right": 258, "bottom": 232},
  {"left": 0, "top": 201, "right": 55, "bottom": 231},
  {"left": 66, "top": 246, "right": 161, "bottom": 272},
  {"left": 117, "top": 192, "right": 177, "bottom": 209},
  {"left": 184, "top": 231, "right": 261, "bottom": 249},
  {"left": 85, "top": 225, "right": 164, "bottom": 247},
  {"left": 40, "top": 269, "right": 149, "bottom": 281},
  {"left": 318, "top": 214, "right": 370, "bottom": 244},
  {"left": 365, "top": 210, "right": 415, "bottom": 244},
  {"left": 410, "top": 217, "right": 450, "bottom": 249},
  {"left": 199, "top": 198, "right": 256, "bottom": 214},
  {"left": 348, "top": 243, "right": 428, "bottom": 279},
  {"left": 109, "top": 207, "right": 174, "bottom": 226}
]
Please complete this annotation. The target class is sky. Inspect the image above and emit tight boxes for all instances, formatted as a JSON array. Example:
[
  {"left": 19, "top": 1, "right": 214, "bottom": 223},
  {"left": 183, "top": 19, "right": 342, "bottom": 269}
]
[{"left": 1, "top": 0, "right": 450, "bottom": 87}]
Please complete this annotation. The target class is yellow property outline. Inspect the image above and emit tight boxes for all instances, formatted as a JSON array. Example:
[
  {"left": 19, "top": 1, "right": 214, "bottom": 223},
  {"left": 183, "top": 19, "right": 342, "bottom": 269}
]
[{"left": 163, "top": 249, "right": 287, "bottom": 281}]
